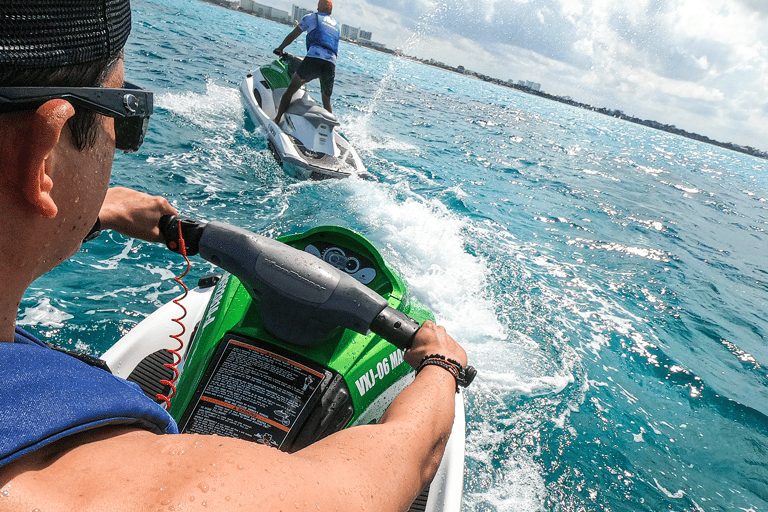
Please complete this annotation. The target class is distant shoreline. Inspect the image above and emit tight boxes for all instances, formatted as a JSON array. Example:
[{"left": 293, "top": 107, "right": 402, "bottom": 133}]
[
  {"left": 203, "top": 0, "right": 767, "bottom": 160},
  {"left": 385, "top": 52, "right": 768, "bottom": 160}
]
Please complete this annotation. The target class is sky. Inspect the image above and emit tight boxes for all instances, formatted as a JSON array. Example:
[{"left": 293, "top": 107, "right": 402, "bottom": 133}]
[{"left": 269, "top": 0, "right": 768, "bottom": 152}]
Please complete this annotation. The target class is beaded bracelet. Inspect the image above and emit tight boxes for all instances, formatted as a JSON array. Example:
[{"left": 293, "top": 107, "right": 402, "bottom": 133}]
[{"left": 416, "top": 354, "right": 476, "bottom": 392}]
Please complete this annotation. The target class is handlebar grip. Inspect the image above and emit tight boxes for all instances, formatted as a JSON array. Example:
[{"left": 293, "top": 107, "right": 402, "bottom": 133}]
[
  {"left": 370, "top": 306, "right": 420, "bottom": 350},
  {"left": 159, "top": 215, "right": 206, "bottom": 256}
]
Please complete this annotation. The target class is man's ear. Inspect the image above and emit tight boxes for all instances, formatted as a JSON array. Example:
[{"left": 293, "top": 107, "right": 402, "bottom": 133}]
[{"left": 0, "top": 99, "right": 75, "bottom": 218}]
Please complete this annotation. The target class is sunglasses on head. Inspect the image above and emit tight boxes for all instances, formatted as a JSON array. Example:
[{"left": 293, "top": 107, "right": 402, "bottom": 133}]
[{"left": 0, "top": 82, "right": 152, "bottom": 153}]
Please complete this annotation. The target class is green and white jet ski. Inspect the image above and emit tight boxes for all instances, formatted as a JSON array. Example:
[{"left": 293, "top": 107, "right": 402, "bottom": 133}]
[
  {"left": 239, "top": 52, "right": 372, "bottom": 181},
  {"left": 101, "top": 217, "right": 473, "bottom": 511}
]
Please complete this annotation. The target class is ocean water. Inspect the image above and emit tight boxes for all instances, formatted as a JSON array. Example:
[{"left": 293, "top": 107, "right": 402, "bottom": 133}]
[{"left": 18, "top": 0, "right": 768, "bottom": 510}]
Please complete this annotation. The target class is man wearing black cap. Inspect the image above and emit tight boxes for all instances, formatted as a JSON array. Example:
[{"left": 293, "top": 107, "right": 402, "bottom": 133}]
[{"left": 0, "top": 2, "right": 469, "bottom": 511}]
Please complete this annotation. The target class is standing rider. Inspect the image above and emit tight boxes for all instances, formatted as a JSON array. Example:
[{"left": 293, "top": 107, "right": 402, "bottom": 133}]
[{"left": 273, "top": 0, "right": 339, "bottom": 124}]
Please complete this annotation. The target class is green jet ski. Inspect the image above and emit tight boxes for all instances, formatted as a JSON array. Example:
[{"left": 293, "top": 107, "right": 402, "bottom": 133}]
[{"left": 100, "top": 217, "right": 474, "bottom": 511}]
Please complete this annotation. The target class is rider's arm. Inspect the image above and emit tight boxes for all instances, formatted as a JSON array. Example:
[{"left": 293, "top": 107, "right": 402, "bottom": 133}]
[
  {"left": 293, "top": 321, "right": 466, "bottom": 509},
  {"left": 274, "top": 26, "right": 304, "bottom": 54},
  {"left": 97, "top": 186, "right": 177, "bottom": 243},
  {"left": 0, "top": 323, "right": 466, "bottom": 512}
]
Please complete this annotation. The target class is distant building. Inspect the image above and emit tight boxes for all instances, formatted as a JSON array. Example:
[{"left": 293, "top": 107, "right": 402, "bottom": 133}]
[
  {"left": 358, "top": 30, "right": 372, "bottom": 41},
  {"left": 517, "top": 80, "right": 541, "bottom": 91},
  {"left": 241, "top": 1, "right": 290, "bottom": 22},
  {"left": 341, "top": 24, "right": 360, "bottom": 40}
]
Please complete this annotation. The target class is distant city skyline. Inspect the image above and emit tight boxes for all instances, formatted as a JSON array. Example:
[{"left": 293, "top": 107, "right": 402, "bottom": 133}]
[
  {"left": 256, "top": 0, "right": 768, "bottom": 152},
  {"left": 238, "top": 1, "right": 381, "bottom": 46}
]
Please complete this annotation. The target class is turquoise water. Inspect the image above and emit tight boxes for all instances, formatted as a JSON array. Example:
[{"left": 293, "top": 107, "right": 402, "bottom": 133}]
[{"left": 19, "top": 0, "right": 768, "bottom": 510}]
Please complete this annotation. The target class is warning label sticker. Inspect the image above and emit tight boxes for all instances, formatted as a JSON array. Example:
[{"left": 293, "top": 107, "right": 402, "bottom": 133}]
[{"left": 182, "top": 338, "right": 325, "bottom": 449}]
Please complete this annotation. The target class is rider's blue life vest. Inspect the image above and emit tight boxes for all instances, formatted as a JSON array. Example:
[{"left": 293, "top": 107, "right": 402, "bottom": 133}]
[
  {"left": 306, "top": 12, "right": 339, "bottom": 56},
  {"left": 0, "top": 327, "right": 178, "bottom": 469}
]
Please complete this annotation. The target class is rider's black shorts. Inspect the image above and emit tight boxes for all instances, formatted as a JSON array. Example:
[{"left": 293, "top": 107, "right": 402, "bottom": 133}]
[{"left": 297, "top": 56, "right": 335, "bottom": 97}]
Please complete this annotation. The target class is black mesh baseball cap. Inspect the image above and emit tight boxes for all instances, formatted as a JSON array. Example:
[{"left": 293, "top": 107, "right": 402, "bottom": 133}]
[{"left": 0, "top": 0, "right": 132, "bottom": 68}]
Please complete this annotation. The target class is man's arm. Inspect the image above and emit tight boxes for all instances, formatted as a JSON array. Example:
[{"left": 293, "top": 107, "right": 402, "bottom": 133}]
[
  {"left": 294, "top": 321, "right": 466, "bottom": 509},
  {"left": 97, "top": 186, "right": 177, "bottom": 243},
  {"left": 274, "top": 25, "right": 304, "bottom": 55},
  {"left": 0, "top": 322, "right": 467, "bottom": 512}
]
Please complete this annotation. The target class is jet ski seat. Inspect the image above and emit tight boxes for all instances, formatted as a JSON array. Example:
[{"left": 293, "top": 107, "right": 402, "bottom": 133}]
[{"left": 287, "top": 95, "right": 340, "bottom": 129}]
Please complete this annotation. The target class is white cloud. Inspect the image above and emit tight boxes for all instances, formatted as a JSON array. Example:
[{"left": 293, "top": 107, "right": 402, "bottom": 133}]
[
  {"left": 559, "top": 0, "right": 584, "bottom": 18},
  {"left": 574, "top": 38, "right": 594, "bottom": 57}
]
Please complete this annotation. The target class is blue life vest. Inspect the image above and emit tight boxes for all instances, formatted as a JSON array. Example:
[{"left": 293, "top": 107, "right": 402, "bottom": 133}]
[
  {"left": 0, "top": 327, "right": 178, "bottom": 469},
  {"left": 306, "top": 13, "right": 339, "bottom": 56}
]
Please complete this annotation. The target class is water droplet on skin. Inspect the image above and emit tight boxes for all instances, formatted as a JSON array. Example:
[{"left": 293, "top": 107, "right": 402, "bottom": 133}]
[
  {"left": 198, "top": 483, "right": 209, "bottom": 493},
  {"left": 280, "top": 494, "right": 285, "bottom": 501}
]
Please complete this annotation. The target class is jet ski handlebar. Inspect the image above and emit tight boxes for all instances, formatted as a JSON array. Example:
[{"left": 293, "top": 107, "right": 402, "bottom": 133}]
[
  {"left": 160, "top": 216, "right": 413, "bottom": 347},
  {"left": 158, "top": 215, "right": 475, "bottom": 388},
  {"left": 159, "top": 215, "right": 477, "bottom": 387}
]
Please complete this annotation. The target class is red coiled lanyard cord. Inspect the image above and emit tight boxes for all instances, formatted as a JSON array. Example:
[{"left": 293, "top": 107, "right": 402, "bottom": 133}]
[{"left": 157, "top": 221, "right": 191, "bottom": 409}]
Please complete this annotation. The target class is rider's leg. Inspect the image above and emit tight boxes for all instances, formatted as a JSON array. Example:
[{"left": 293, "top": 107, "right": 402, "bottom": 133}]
[
  {"left": 320, "top": 64, "right": 335, "bottom": 114},
  {"left": 274, "top": 73, "right": 304, "bottom": 124},
  {"left": 321, "top": 91, "right": 333, "bottom": 114}
]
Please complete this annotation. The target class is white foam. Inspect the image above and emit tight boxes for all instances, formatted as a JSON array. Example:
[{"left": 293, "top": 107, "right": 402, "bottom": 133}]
[
  {"left": 156, "top": 81, "right": 242, "bottom": 132},
  {"left": 89, "top": 238, "right": 135, "bottom": 270},
  {"left": 86, "top": 282, "right": 179, "bottom": 306},
  {"left": 340, "top": 111, "right": 420, "bottom": 156},
  {"left": 17, "top": 296, "right": 73, "bottom": 327},
  {"left": 464, "top": 421, "right": 548, "bottom": 511},
  {"left": 146, "top": 81, "right": 273, "bottom": 193},
  {"left": 341, "top": 178, "right": 502, "bottom": 343}
]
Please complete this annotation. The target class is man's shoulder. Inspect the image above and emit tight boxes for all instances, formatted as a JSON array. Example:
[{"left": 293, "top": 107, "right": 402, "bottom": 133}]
[{"left": 299, "top": 12, "right": 316, "bottom": 30}]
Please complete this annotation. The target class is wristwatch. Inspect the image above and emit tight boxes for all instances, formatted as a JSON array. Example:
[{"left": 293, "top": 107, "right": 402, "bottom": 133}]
[{"left": 82, "top": 217, "right": 102, "bottom": 242}]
